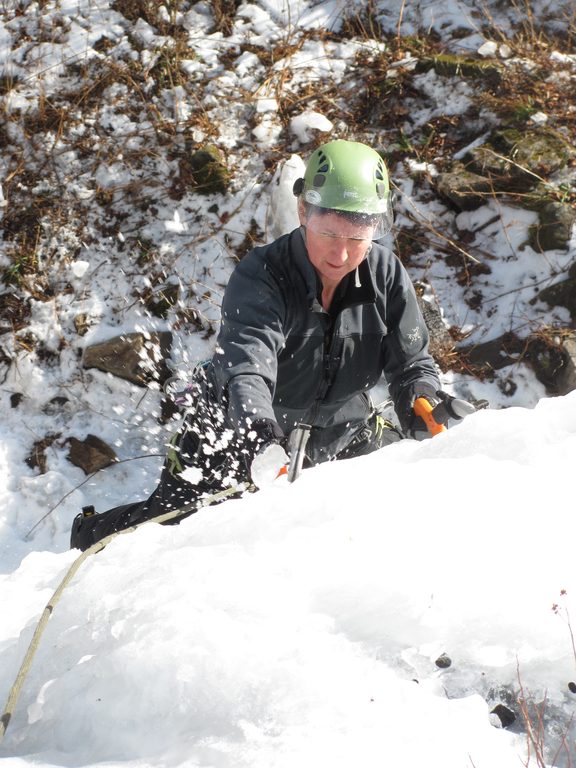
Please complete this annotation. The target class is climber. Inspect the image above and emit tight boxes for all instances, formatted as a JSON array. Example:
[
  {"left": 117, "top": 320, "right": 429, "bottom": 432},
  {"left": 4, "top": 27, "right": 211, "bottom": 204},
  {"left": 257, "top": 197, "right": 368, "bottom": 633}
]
[{"left": 71, "top": 139, "right": 464, "bottom": 551}]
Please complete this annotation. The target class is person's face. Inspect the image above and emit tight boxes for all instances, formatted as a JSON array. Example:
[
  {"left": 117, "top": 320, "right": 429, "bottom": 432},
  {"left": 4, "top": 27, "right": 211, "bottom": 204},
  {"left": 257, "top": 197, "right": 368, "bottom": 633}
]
[{"left": 299, "top": 206, "right": 374, "bottom": 285}]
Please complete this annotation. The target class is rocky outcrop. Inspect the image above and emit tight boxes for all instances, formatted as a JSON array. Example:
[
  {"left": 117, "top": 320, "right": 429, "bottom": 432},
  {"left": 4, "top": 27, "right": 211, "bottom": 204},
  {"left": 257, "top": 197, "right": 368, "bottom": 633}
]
[
  {"left": 529, "top": 200, "right": 576, "bottom": 253},
  {"left": 538, "top": 263, "right": 576, "bottom": 316},
  {"left": 459, "top": 333, "right": 525, "bottom": 372},
  {"left": 415, "top": 285, "right": 456, "bottom": 371},
  {"left": 527, "top": 332, "right": 576, "bottom": 395},
  {"left": 83, "top": 331, "right": 172, "bottom": 386},
  {"left": 417, "top": 55, "right": 502, "bottom": 83},
  {"left": 436, "top": 127, "right": 575, "bottom": 251},
  {"left": 67, "top": 434, "right": 118, "bottom": 475},
  {"left": 435, "top": 166, "right": 496, "bottom": 211},
  {"left": 177, "top": 145, "right": 231, "bottom": 196},
  {"left": 466, "top": 127, "right": 574, "bottom": 192},
  {"left": 458, "top": 329, "right": 576, "bottom": 395}
]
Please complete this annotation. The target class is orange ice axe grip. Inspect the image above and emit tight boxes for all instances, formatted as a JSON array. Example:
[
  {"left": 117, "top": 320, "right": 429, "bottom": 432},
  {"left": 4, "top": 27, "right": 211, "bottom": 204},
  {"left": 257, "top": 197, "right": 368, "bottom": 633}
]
[{"left": 413, "top": 397, "right": 447, "bottom": 436}]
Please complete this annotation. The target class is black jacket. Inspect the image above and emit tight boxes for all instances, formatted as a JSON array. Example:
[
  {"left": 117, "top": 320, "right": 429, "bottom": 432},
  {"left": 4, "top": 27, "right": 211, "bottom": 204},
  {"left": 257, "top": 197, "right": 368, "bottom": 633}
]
[{"left": 208, "top": 227, "right": 440, "bottom": 462}]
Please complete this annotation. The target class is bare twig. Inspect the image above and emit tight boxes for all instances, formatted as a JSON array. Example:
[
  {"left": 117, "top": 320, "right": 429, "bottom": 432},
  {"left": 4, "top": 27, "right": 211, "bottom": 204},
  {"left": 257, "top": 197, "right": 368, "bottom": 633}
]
[{"left": 394, "top": 183, "right": 482, "bottom": 264}]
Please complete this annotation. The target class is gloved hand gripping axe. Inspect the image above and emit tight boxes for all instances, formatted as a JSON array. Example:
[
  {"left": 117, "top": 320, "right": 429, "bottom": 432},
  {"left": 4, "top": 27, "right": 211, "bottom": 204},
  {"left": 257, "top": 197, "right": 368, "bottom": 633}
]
[{"left": 413, "top": 392, "right": 487, "bottom": 436}]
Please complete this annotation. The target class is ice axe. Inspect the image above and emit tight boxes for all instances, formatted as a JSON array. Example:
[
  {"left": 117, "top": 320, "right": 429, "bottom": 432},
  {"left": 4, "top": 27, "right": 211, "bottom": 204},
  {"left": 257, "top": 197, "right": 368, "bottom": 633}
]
[
  {"left": 413, "top": 393, "right": 484, "bottom": 436},
  {"left": 286, "top": 423, "right": 311, "bottom": 482}
]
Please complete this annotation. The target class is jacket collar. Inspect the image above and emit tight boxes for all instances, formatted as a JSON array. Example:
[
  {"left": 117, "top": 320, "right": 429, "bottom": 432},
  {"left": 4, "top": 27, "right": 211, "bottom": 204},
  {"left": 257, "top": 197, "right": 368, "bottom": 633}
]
[{"left": 291, "top": 227, "right": 377, "bottom": 313}]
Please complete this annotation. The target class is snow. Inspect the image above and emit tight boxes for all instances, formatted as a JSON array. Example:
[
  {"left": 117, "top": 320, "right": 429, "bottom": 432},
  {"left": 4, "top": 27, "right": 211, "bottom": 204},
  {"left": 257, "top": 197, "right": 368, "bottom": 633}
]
[
  {"left": 290, "top": 110, "right": 334, "bottom": 143},
  {"left": 1, "top": 394, "right": 576, "bottom": 767},
  {"left": 250, "top": 441, "right": 289, "bottom": 487},
  {"left": 266, "top": 154, "right": 305, "bottom": 239},
  {"left": 1, "top": 0, "right": 576, "bottom": 766},
  {"left": 478, "top": 41, "right": 498, "bottom": 58}
]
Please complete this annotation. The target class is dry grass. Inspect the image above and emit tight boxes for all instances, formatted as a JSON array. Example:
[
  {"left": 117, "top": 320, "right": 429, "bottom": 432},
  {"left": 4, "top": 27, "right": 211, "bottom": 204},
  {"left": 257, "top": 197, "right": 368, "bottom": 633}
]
[{"left": 517, "top": 674, "right": 575, "bottom": 767}]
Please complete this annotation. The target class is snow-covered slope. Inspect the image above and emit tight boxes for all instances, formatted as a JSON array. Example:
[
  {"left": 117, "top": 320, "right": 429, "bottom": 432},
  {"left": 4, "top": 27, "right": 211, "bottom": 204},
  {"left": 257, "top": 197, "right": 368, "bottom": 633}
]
[
  {"left": 2, "top": 0, "right": 576, "bottom": 765},
  {"left": 1, "top": 392, "right": 575, "bottom": 767}
]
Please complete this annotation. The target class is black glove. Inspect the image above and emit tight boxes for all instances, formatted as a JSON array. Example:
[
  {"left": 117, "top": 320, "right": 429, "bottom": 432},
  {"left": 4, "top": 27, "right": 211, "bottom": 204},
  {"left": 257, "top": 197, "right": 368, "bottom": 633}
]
[
  {"left": 406, "top": 388, "right": 481, "bottom": 439},
  {"left": 399, "top": 382, "right": 439, "bottom": 438},
  {"left": 240, "top": 417, "right": 285, "bottom": 470},
  {"left": 240, "top": 418, "right": 288, "bottom": 488},
  {"left": 432, "top": 391, "right": 479, "bottom": 424}
]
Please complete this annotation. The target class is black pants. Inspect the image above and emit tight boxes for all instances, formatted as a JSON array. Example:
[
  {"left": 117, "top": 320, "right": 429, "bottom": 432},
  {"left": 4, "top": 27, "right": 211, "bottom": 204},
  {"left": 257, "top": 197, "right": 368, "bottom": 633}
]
[{"left": 70, "top": 392, "right": 402, "bottom": 551}]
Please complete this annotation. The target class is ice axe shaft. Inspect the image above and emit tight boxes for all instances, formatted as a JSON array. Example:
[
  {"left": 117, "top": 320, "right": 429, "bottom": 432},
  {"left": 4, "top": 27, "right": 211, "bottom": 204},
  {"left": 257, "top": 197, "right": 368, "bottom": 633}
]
[{"left": 287, "top": 423, "right": 311, "bottom": 483}]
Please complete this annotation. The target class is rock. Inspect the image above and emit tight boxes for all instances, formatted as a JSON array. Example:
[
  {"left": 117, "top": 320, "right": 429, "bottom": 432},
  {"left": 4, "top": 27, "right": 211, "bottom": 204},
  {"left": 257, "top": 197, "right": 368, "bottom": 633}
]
[
  {"left": 416, "top": 55, "right": 502, "bottom": 83},
  {"left": 178, "top": 145, "right": 230, "bottom": 196},
  {"left": 435, "top": 653, "right": 452, "bottom": 669},
  {"left": 463, "top": 329, "right": 576, "bottom": 395},
  {"left": 467, "top": 127, "right": 574, "bottom": 192},
  {"left": 538, "top": 267, "right": 576, "bottom": 317},
  {"left": 490, "top": 703, "right": 517, "bottom": 728},
  {"left": 416, "top": 285, "right": 456, "bottom": 370},
  {"left": 529, "top": 201, "right": 576, "bottom": 252},
  {"left": 458, "top": 332, "right": 524, "bottom": 372},
  {"left": 83, "top": 331, "right": 172, "bottom": 386},
  {"left": 495, "top": 127, "right": 573, "bottom": 178},
  {"left": 526, "top": 332, "right": 576, "bottom": 394},
  {"left": 10, "top": 392, "right": 23, "bottom": 408},
  {"left": 435, "top": 166, "right": 495, "bottom": 211},
  {"left": 562, "top": 335, "right": 576, "bottom": 394},
  {"left": 43, "top": 396, "right": 70, "bottom": 415},
  {"left": 569, "top": 682, "right": 576, "bottom": 694},
  {"left": 67, "top": 434, "right": 117, "bottom": 475},
  {"left": 467, "top": 143, "right": 521, "bottom": 190}
]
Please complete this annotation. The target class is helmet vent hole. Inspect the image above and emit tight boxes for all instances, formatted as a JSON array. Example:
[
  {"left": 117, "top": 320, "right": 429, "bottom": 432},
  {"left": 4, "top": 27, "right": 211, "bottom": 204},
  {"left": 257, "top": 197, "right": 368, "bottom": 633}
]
[
  {"left": 318, "top": 163, "right": 329, "bottom": 173},
  {"left": 313, "top": 173, "right": 326, "bottom": 187},
  {"left": 376, "top": 169, "right": 384, "bottom": 180},
  {"left": 376, "top": 182, "right": 386, "bottom": 198}
]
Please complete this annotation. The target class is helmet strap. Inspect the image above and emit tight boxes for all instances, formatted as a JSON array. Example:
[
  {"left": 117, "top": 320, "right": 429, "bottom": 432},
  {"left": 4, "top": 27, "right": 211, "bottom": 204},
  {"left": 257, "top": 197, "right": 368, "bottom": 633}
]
[{"left": 293, "top": 178, "right": 305, "bottom": 196}]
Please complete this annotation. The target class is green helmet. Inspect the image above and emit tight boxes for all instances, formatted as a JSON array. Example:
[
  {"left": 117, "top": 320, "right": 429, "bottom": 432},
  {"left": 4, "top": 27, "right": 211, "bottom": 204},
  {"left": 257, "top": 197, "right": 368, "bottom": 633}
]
[{"left": 294, "top": 139, "right": 393, "bottom": 238}]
